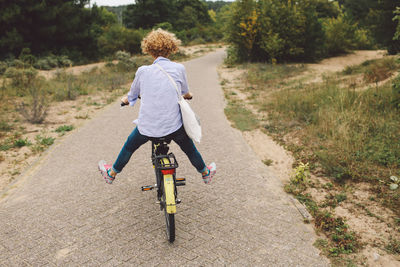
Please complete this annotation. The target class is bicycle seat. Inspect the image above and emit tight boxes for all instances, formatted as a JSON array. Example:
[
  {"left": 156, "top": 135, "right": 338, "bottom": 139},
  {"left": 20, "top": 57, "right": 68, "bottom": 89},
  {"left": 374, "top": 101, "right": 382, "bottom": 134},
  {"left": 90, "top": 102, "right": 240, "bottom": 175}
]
[{"left": 149, "top": 137, "right": 172, "bottom": 144}]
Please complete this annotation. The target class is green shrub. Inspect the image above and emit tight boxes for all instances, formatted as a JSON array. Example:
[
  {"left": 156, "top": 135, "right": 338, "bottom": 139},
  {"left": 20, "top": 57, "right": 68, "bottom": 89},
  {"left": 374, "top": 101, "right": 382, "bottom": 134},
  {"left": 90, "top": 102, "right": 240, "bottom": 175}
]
[
  {"left": 34, "top": 59, "right": 52, "bottom": 70},
  {"left": 154, "top": 22, "right": 174, "bottom": 32},
  {"left": 19, "top": 48, "right": 36, "bottom": 65},
  {"left": 57, "top": 55, "right": 72, "bottom": 67},
  {"left": 4, "top": 67, "right": 39, "bottom": 96},
  {"left": 224, "top": 46, "right": 241, "bottom": 66},
  {"left": 33, "top": 55, "right": 72, "bottom": 70},
  {"left": 0, "top": 61, "right": 7, "bottom": 75},
  {"left": 114, "top": 51, "right": 138, "bottom": 72},
  {"left": 226, "top": 0, "right": 326, "bottom": 63},
  {"left": 322, "top": 14, "right": 358, "bottom": 56},
  {"left": 18, "top": 76, "right": 48, "bottom": 124},
  {"left": 353, "top": 28, "right": 375, "bottom": 50},
  {"left": 8, "top": 59, "right": 28, "bottom": 69},
  {"left": 98, "top": 25, "right": 144, "bottom": 56}
]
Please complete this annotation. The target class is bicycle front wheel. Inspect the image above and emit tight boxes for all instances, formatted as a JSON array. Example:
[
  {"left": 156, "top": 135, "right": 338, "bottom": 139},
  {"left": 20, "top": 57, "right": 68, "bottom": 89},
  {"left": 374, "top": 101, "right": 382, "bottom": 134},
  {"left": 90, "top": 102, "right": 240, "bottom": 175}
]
[{"left": 162, "top": 193, "right": 175, "bottom": 243}]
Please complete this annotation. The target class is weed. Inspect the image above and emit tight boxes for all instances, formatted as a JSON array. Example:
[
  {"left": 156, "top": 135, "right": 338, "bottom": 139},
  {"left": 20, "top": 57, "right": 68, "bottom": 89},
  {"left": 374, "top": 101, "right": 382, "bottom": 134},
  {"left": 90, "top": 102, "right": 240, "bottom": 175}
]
[
  {"left": 55, "top": 125, "right": 74, "bottom": 134},
  {"left": 13, "top": 138, "right": 31, "bottom": 148},
  {"left": 314, "top": 212, "right": 360, "bottom": 256},
  {"left": 263, "top": 159, "right": 273, "bottom": 166},
  {"left": 0, "top": 142, "right": 12, "bottom": 151},
  {"left": 335, "top": 192, "right": 347, "bottom": 203},
  {"left": 32, "top": 134, "right": 55, "bottom": 153},
  {"left": 291, "top": 162, "right": 310, "bottom": 184},
  {"left": 386, "top": 237, "right": 400, "bottom": 254},
  {"left": 0, "top": 121, "right": 12, "bottom": 132},
  {"left": 314, "top": 238, "right": 329, "bottom": 249},
  {"left": 324, "top": 182, "right": 334, "bottom": 189},
  {"left": 37, "top": 135, "right": 54, "bottom": 146}
]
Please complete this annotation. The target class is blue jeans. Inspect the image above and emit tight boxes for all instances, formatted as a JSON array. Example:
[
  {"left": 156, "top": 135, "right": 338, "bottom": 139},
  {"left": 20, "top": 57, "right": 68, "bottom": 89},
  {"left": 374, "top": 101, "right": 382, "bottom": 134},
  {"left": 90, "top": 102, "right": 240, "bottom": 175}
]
[{"left": 112, "top": 126, "right": 207, "bottom": 174}]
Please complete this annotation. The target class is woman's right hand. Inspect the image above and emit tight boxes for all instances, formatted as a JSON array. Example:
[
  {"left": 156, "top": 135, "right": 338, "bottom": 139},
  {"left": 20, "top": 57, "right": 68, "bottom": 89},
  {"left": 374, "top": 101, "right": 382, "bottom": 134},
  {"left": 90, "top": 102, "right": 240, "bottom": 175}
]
[{"left": 183, "top": 92, "right": 193, "bottom": 100}]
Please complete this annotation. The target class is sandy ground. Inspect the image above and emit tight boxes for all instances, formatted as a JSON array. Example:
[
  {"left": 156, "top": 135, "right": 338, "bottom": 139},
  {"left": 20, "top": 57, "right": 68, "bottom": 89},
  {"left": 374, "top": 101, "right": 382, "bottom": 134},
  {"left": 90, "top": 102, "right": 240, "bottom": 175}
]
[{"left": 218, "top": 50, "right": 400, "bottom": 266}]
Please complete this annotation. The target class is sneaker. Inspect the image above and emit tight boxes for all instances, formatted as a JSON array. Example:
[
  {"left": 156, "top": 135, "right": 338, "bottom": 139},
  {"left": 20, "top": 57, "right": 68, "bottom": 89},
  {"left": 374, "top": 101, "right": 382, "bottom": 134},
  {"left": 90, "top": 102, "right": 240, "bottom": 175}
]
[
  {"left": 202, "top": 162, "right": 216, "bottom": 184},
  {"left": 98, "top": 160, "right": 115, "bottom": 184}
]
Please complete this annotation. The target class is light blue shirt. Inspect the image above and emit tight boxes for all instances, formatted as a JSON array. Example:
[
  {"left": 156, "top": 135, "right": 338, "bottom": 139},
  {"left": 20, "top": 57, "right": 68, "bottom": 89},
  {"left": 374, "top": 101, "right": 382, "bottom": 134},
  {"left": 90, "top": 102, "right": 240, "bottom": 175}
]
[{"left": 127, "top": 57, "right": 189, "bottom": 137}]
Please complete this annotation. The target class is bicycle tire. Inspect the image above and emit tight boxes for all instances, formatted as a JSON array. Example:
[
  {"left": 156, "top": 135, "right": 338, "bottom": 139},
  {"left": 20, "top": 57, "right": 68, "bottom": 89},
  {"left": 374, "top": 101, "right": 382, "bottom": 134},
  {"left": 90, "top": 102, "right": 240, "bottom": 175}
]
[{"left": 162, "top": 191, "right": 175, "bottom": 243}]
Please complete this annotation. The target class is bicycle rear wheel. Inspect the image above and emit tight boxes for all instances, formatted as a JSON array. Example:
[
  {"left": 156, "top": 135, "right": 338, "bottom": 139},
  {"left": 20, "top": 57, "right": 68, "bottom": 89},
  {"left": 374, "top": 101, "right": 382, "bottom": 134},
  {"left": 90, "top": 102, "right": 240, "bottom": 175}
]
[{"left": 162, "top": 192, "right": 175, "bottom": 242}]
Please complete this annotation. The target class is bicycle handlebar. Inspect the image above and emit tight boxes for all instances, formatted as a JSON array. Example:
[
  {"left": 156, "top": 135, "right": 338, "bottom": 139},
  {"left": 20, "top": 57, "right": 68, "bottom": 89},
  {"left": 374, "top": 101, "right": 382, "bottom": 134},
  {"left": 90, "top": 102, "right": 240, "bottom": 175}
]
[{"left": 121, "top": 94, "right": 192, "bottom": 107}]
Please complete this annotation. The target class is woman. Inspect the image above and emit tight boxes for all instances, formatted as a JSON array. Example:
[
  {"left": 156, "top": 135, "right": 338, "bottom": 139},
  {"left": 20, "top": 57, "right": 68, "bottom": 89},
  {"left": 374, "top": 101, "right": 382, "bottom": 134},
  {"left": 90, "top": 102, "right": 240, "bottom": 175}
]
[{"left": 98, "top": 29, "right": 216, "bottom": 185}]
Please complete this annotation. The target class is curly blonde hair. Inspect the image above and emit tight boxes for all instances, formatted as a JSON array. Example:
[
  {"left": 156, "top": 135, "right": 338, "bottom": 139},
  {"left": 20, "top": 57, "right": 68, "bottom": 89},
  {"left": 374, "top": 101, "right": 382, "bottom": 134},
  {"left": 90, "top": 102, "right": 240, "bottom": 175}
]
[{"left": 141, "top": 29, "right": 181, "bottom": 58}]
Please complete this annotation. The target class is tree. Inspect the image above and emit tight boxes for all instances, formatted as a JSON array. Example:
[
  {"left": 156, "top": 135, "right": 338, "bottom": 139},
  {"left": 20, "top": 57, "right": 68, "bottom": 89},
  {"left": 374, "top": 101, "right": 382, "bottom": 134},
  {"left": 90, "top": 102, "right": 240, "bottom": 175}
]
[
  {"left": 0, "top": 0, "right": 104, "bottom": 61},
  {"left": 123, "top": 0, "right": 211, "bottom": 31},
  {"left": 342, "top": 0, "right": 399, "bottom": 54},
  {"left": 123, "top": 0, "right": 176, "bottom": 29}
]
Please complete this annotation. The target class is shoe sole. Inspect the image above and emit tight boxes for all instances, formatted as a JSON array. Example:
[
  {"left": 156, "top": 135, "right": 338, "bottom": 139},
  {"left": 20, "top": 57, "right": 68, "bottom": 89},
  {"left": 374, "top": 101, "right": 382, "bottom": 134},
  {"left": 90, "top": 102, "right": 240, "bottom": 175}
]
[{"left": 98, "top": 160, "right": 114, "bottom": 184}]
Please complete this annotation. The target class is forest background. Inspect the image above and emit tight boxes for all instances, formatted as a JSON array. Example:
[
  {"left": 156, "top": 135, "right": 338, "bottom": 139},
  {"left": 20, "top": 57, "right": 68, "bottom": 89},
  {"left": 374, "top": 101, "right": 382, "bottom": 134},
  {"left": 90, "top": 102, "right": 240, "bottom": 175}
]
[{"left": 0, "top": 0, "right": 399, "bottom": 66}]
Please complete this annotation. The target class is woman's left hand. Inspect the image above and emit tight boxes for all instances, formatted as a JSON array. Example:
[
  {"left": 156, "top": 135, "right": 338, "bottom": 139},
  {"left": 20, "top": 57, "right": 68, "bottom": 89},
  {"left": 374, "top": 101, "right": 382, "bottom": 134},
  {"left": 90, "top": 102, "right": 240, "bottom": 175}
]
[{"left": 121, "top": 96, "right": 129, "bottom": 104}]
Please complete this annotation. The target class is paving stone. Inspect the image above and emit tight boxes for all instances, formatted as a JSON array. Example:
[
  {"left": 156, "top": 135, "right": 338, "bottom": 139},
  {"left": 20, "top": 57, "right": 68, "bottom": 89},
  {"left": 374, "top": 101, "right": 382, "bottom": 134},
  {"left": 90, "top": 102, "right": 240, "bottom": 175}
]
[{"left": 0, "top": 50, "right": 329, "bottom": 267}]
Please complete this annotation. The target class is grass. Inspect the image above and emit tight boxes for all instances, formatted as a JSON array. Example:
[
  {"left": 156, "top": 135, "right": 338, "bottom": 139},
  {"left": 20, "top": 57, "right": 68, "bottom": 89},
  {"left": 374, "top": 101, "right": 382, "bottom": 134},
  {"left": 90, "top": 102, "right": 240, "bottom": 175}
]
[
  {"left": 224, "top": 101, "right": 259, "bottom": 131},
  {"left": 224, "top": 55, "right": 400, "bottom": 262},
  {"left": 260, "top": 67, "right": 400, "bottom": 184},
  {"left": 246, "top": 63, "right": 306, "bottom": 91},
  {"left": 255, "top": 57, "right": 400, "bottom": 217},
  {"left": 386, "top": 237, "right": 400, "bottom": 254},
  {"left": 342, "top": 57, "right": 398, "bottom": 77}
]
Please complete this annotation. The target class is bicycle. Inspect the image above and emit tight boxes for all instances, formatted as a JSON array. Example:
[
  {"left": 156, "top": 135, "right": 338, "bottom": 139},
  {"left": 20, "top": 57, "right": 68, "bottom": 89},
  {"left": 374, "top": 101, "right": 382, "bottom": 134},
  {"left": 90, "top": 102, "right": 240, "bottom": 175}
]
[
  {"left": 140, "top": 136, "right": 186, "bottom": 243},
  {"left": 119, "top": 96, "right": 191, "bottom": 243}
]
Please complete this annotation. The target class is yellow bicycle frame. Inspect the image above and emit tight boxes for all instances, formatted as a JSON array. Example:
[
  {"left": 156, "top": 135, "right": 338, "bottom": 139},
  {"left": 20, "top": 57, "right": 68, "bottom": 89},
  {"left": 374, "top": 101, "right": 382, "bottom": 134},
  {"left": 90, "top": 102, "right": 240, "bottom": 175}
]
[{"left": 161, "top": 158, "right": 176, "bottom": 214}]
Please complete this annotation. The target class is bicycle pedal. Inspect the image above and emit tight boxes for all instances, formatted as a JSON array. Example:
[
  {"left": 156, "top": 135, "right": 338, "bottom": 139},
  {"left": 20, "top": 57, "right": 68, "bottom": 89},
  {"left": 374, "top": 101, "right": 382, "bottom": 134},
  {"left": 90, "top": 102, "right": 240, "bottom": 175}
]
[
  {"left": 141, "top": 185, "right": 154, "bottom": 191},
  {"left": 176, "top": 181, "right": 186, "bottom": 186},
  {"left": 176, "top": 177, "right": 186, "bottom": 182}
]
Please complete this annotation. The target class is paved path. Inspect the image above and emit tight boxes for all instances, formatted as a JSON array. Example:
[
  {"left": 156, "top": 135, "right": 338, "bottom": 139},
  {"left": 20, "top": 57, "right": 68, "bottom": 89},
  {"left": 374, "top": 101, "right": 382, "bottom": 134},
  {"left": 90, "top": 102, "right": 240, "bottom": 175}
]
[{"left": 0, "top": 50, "right": 329, "bottom": 266}]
